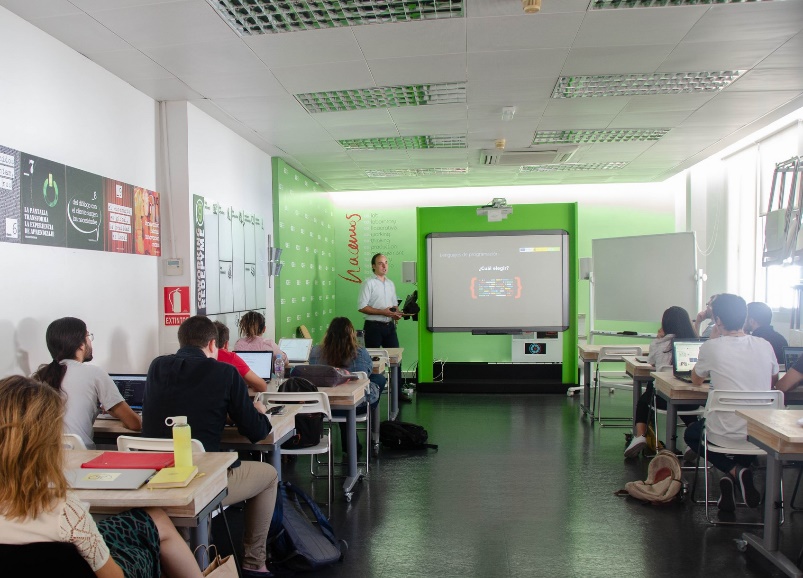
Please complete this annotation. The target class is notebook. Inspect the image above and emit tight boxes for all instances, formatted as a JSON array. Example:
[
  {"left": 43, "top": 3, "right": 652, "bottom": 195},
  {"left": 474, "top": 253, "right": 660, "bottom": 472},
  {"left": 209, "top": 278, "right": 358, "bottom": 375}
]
[
  {"left": 81, "top": 452, "right": 174, "bottom": 470},
  {"left": 672, "top": 339, "right": 707, "bottom": 383},
  {"left": 66, "top": 468, "right": 155, "bottom": 490},
  {"left": 147, "top": 466, "right": 198, "bottom": 488},
  {"left": 278, "top": 338, "right": 313, "bottom": 363},
  {"left": 109, "top": 374, "right": 147, "bottom": 411},
  {"left": 235, "top": 351, "right": 274, "bottom": 379},
  {"left": 783, "top": 346, "right": 803, "bottom": 373}
]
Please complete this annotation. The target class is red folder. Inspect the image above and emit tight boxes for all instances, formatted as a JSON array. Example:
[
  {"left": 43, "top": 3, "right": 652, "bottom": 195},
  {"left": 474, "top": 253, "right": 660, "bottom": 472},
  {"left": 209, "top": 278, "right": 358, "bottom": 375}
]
[{"left": 81, "top": 452, "right": 175, "bottom": 471}]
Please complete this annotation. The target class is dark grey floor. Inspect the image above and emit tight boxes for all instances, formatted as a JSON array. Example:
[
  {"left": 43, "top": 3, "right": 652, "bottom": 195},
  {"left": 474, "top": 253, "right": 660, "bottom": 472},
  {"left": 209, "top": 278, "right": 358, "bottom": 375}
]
[{"left": 217, "top": 389, "right": 803, "bottom": 577}]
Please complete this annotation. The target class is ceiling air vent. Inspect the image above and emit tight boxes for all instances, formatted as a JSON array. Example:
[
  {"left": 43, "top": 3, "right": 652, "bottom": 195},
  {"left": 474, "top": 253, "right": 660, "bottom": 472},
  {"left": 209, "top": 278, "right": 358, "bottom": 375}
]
[{"left": 480, "top": 146, "right": 578, "bottom": 166}]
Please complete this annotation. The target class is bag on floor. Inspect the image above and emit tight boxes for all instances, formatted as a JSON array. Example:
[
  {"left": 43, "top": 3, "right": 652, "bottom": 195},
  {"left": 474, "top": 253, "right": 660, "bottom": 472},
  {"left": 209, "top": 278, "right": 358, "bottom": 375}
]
[
  {"left": 267, "top": 481, "right": 347, "bottom": 571},
  {"left": 615, "top": 449, "right": 683, "bottom": 505},
  {"left": 379, "top": 420, "right": 438, "bottom": 450},
  {"left": 278, "top": 377, "right": 324, "bottom": 449}
]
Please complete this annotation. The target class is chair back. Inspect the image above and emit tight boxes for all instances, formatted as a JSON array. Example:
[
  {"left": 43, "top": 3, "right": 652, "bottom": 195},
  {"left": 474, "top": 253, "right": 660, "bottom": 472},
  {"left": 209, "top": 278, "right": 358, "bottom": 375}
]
[
  {"left": 258, "top": 391, "right": 332, "bottom": 419},
  {"left": 298, "top": 325, "right": 312, "bottom": 339},
  {"left": 597, "top": 346, "right": 643, "bottom": 362},
  {"left": 62, "top": 433, "right": 86, "bottom": 450},
  {"left": 367, "top": 348, "right": 390, "bottom": 361},
  {"left": 705, "top": 390, "right": 783, "bottom": 416},
  {"left": 352, "top": 371, "right": 369, "bottom": 380},
  {"left": 117, "top": 435, "right": 205, "bottom": 453},
  {"left": 656, "top": 364, "right": 673, "bottom": 373}
]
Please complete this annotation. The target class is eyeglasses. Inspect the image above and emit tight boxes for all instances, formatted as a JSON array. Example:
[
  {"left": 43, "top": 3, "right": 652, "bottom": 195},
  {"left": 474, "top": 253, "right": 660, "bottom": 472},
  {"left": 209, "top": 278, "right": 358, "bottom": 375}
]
[{"left": 87, "top": 333, "right": 94, "bottom": 342}]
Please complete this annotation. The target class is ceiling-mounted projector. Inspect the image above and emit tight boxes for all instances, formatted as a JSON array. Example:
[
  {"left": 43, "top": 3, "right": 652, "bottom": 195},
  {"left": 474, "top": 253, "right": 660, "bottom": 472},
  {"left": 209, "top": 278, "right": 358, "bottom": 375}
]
[{"left": 477, "top": 198, "right": 512, "bottom": 222}]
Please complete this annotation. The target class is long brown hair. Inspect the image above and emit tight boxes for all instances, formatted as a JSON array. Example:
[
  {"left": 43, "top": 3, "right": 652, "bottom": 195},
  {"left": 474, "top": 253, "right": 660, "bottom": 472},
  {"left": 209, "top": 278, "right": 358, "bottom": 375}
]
[
  {"left": 320, "top": 317, "right": 358, "bottom": 368},
  {"left": 32, "top": 317, "right": 87, "bottom": 391},
  {"left": 0, "top": 376, "right": 67, "bottom": 519}
]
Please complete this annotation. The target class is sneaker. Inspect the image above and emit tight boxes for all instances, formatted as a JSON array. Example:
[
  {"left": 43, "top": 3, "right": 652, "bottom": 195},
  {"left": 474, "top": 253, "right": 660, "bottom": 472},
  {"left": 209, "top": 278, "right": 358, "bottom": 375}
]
[
  {"left": 624, "top": 435, "right": 647, "bottom": 458},
  {"left": 683, "top": 447, "right": 698, "bottom": 464},
  {"left": 718, "top": 476, "right": 736, "bottom": 512},
  {"left": 738, "top": 467, "right": 761, "bottom": 508}
]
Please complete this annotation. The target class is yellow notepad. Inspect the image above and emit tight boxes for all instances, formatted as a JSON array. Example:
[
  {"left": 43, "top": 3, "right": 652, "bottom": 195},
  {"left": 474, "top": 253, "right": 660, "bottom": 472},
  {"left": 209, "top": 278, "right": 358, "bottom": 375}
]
[{"left": 146, "top": 466, "right": 198, "bottom": 488}]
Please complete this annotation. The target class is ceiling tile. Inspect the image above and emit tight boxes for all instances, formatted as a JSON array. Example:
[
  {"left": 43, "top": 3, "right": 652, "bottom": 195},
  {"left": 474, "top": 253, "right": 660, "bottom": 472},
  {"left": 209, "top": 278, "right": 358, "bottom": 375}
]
[
  {"left": 683, "top": 2, "right": 803, "bottom": 43},
  {"left": 537, "top": 114, "right": 617, "bottom": 130},
  {"left": 467, "top": 13, "right": 585, "bottom": 52},
  {"left": 70, "top": 0, "right": 181, "bottom": 10},
  {"left": 468, "top": 48, "right": 570, "bottom": 85},
  {"left": 83, "top": 48, "right": 173, "bottom": 80},
  {"left": 395, "top": 119, "right": 467, "bottom": 136},
  {"left": 29, "top": 13, "right": 132, "bottom": 53},
  {"left": 468, "top": 101, "right": 548, "bottom": 120},
  {"left": 682, "top": 90, "right": 803, "bottom": 127},
  {"left": 368, "top": 53, "right": 467, "bottom": 86},
  {"left": 145, "top": 39, "right": 267, "bottom": 77},
  {"left": 608, "top": 110, "right": 692, "bottom": 128},
  {"left": 725, "top": 68, "right": 803, "bottom": 93},
  {"left": 574, "top": 7, "right": 707, "bottom": 48},
  {"left": 180, "top": 70, "right": 289, "bottom": 99},
  {"left": 0, "top": 0, "right": 81, "bottom": 19},
  {"left": 271, "top": 60, "right": 375, "bottom": 94},
  {"left": 543, "top": 96, "right": 629, "bottom": 117},
  {"left": 657, "top": 38, "right": 783, "bottom": 72},
  {"left": 389, "top": 103, "right": 468, "bottom": 123},
  {"left": 353, "top": 18, "right": 466, "bottom": 58},
  {"left": 621, "top": 93, "right": 717, "bottom": 113},
  {"left": 214, "top": 94, "right": 305, "bottom": 122},
  {"left": 561, "top": 44, "right": 675, "bottom": 76},
  {"left": 757, "top": 32, "right": 803, "bottom": 70},
  {"left": 467, "top": 77, "right": 557, "bottom": 104},
  {"left": 128, "top": 76, "right": 202, "bottom": 101},
  {"left": 245, "top": 27, "right": 363, "bottom": 68},
  {"left": 466, "top": 0, "right": 588, "bottom": 17}
]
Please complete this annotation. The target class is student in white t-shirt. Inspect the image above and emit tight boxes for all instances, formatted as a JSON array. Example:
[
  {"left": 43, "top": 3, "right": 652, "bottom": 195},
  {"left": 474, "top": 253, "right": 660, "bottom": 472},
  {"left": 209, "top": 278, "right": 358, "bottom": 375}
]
[{"left": 683, "top": 294, "right": 779, "bottom": 512}]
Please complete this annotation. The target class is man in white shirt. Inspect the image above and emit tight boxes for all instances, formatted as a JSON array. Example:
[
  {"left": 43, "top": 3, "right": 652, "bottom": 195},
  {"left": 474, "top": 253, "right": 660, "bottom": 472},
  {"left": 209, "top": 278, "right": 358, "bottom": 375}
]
[
  {"left": 684, "top": 294, "right": 779, "bottom": 512},
  {"left": 358, "top": 253, "right": 403, "bottom": 348}
]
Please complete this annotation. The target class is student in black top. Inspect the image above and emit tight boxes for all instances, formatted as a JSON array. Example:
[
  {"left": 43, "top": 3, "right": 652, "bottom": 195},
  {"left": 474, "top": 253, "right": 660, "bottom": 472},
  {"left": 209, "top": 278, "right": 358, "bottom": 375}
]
[
  {"left": 143, "top": 315, "right": 278, "bottom": 578},
  {"left": 744, "top": 301, "right": 787, "bottom": 364}
]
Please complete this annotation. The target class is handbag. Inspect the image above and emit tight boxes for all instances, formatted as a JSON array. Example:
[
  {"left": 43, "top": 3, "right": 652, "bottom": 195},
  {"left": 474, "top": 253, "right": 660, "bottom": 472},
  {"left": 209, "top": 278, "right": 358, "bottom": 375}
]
[{"left": 197, "top": 544, "right": 239, "bottom": 578}]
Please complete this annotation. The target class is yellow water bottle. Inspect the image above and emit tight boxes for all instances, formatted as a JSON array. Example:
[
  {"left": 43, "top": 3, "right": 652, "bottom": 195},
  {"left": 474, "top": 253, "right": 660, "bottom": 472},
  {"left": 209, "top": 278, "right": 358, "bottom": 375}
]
[{"left": 165, "top": 416, "right": 193, "bottom": 468}]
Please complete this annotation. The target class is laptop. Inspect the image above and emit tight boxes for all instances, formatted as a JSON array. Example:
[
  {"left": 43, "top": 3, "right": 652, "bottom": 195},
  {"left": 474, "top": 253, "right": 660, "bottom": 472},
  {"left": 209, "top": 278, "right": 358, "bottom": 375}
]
[
  {"left": 66, "top": 468, "right": 155, "bottom": 490},
  {"left": 235, "top": 351, "right": 274, "bottom": 380},
  {"left": 278, "top": 338, "right": 314, "bottom": 363},
  {"left": 783, "top": 346, "right": 803, "bottom": 373},
  {"left": 109, "top": 374, "right": 146, "bottom": 412},
  {"left": 672, "top": 339, "right": 707, "bottom": 383}
]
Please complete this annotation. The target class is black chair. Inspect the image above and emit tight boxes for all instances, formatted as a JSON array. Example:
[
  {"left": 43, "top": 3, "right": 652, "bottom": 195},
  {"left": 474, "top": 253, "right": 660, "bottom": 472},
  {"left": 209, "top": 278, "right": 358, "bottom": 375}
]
[{"left": 0, "top": 541, "right": 95, "bottom": 577}]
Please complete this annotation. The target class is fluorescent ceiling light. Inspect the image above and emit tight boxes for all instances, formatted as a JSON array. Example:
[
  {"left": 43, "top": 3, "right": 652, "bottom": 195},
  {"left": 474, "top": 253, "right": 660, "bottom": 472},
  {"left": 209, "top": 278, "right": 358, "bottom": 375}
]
[
  {"left": 296, "top": 82, "right": 466, "bottom": 113},
  {"left": 533, "top": 129, "right": 669, "bottom": 145},
  {"left": 552, "top": 71, "right": 745, "bottom": 98},
  {"left": 339, "top": 135, "right": 467, "bottom": 149},
  {"left": 520, "top": 162, "right": 628, "bottom": 172},
  {"left": 590, "top": 0, "right": 781, "bottom": 8},
  {"left": 210, "top": 0, "right": 464, "bottom": 35},
  {"left": 365, "top": 168, "right": 469, "bottom": 177}
]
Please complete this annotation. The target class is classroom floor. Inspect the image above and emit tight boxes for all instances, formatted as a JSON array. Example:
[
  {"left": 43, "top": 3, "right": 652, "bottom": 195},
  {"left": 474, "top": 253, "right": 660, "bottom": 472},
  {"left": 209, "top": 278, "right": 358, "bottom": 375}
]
[{"left": 216, "top": 389, "right": 803, "bottom": 577}]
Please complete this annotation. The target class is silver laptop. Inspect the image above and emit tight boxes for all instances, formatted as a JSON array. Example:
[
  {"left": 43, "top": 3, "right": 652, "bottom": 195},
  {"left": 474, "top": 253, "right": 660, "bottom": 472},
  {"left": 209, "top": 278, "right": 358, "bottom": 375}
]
[
  {"left": 672, "top": 339, "right": 706, "bottom": 383},
  {"left": 783, "top": 346, "right": 803, "bottom": 373},
  {"left": 235, "top": 351, "right": 274, "bottom": 379},
  {"left": 278, "top": 338, "right": 313, "bottom": 363},
  {"left": 66, "top": 468, "right": 155, "bottom": 490}
]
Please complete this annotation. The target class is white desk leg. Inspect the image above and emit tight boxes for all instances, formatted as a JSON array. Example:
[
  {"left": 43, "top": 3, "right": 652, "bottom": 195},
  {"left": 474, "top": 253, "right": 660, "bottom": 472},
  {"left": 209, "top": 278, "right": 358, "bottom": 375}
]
[{"left": 632, "top": 378, "right": 642, "bottom": 435}]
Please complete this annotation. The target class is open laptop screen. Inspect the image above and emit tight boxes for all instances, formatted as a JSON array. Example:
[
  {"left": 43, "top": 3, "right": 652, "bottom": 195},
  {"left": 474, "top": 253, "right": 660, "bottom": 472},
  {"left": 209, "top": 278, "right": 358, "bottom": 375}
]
[
  {"left": 235, "top": 351, "right": 274, "bottom": 379},
  {"left": 672, "top": 340, "right": 704, "bottom": 376},
  {"left": 783, "top": 346, "right": 803, "bottom": 372},
  {"left": 278, "top": 338, "right": 313, "bottom": 363},
  {"left": 109, "top": 375, "right": 147, "bottom": 410}
]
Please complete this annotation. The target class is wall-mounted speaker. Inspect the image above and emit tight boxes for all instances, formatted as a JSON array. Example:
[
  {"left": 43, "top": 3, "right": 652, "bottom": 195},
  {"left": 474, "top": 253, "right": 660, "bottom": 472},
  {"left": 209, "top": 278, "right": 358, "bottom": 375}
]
[{"left": 402, "top": 261, "right": 417, "bottom": 284}]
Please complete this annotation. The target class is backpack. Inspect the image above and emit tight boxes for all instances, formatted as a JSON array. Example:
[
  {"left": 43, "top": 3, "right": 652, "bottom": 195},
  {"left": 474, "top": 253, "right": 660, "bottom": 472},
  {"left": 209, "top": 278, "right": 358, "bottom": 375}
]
[
  {"left": 278, "top": 377, "right": 324, "bottom": 450},
  {"left": 379, "top": 420, "right": 438, "bottom": 450},
  {"left": 615, "top": 449, "right": 684, "bottom": 505},
  {"left": 289, "top": 364, "right": 356, "bottom": 387},
  {"left": 267, "top": 481, "right": 347, "bottom": 571}
]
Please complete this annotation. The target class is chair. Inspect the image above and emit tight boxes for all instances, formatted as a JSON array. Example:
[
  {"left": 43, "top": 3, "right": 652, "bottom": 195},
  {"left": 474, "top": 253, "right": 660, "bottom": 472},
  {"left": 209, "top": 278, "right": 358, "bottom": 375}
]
[
  {"left": 592, "top": 346, "right": 642, "bottom": 427},
  {"left": 258, "top": 391, "right": 334, "bottom": 518},
  {"left": 650, "top": 364, "right": 704, "bottom": 456},
  {"left": 63, "top": 433, "right": 87, "bottom": 450},
  {"left": 690, "top": 390, "right": 784, "bottom": 526},
  {"left": 117, "top": 436, "right": 205, "bottom": 453},
  {"left": 367, "top": 348, "right": 392, "bottom": 422},
  {"left": 328, "top": 371, "right": 373, "bottom": 472},
  {"left": 299, "top": 325, "right": 312, "bottom": 339}
]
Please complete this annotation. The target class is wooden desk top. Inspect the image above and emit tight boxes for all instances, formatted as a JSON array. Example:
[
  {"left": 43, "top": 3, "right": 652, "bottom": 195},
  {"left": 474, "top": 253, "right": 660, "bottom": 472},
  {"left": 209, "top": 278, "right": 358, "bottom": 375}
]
[
  {"left": 94, "top": 405, "right": 301, "bottom": 446},
  {"left": 651, "top": 371, "right": 709, "bottom": 401},
  {"left": 737, "top": 409, "right": 803, "bottom": 454},
  {"left": 578, "top": 343, "right": 646, "bottom": 361},
  {"left": 66, "top": 450, "right": 235, "bottom": 518},
  {"left": 384, "top": 348, "right": 403, "bottom": 364},
  {"left": 623, "top": 355, "right": 654, "bottom": 378}
]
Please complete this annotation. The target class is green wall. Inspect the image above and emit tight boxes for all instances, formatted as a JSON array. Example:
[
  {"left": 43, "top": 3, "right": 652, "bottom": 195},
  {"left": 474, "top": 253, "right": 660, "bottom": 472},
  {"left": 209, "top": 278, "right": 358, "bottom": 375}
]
[
  {"left": 416, "top": 203, "right": 580, "bottom": 384},
  {"left": 273, "top": 159, "right": 338, "bottom": 341}
]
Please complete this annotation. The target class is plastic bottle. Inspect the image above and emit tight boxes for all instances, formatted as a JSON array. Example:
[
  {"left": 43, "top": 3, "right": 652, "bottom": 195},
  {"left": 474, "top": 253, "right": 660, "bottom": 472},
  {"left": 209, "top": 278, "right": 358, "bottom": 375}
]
[
  {"left": 165, "top": 416, "right": 193, "bottom": 468},
  {"left": 274, "top": 354, "right": 285, "bottom": 379},
  {"left": 356, "top": 329, "right": 366, "bottom": 348}
]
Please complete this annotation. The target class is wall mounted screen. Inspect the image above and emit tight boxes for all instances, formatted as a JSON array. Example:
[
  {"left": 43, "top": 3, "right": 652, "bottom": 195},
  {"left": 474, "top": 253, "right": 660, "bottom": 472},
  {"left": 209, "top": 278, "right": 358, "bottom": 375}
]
[{"left": 426, "top": 230, "right": 570, "bottom": 333}]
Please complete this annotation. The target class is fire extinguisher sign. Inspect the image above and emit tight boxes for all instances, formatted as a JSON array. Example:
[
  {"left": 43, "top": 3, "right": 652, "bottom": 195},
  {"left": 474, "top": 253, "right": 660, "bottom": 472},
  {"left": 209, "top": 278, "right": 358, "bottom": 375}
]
[{"left": 164, "top": 286, "right": 190, "bottom": 326}]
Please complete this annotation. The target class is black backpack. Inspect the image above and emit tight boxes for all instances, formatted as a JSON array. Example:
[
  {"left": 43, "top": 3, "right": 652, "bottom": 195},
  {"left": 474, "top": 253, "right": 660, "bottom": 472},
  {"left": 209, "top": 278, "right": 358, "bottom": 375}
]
[
  {"left": 379, "top": 420, "right": 438, "bottom": 450},
  {"left": 267, "top": 481, "right": 347, "bottom": 571},
  {"left": 278, "top": 377, "right": 324, "bottom": 449}
]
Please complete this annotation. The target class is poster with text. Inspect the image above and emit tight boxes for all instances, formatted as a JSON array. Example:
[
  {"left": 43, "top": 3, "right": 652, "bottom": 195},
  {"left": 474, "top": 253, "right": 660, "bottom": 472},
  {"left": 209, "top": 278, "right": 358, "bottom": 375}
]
[
  {"left": 0, "top": 145, "right": 21, "bottom": 243},
  {"left": 133, "top": 187, "right": 161, "bottom": 256},
  {"left": 65, "top": 167, "right": 103, "bottom": 251},
  {"left": 104, "top": 179, "right": 134, "bottom": 253},
  {"left": 19, "top": 153, "right": 67, "bottom": 247}
]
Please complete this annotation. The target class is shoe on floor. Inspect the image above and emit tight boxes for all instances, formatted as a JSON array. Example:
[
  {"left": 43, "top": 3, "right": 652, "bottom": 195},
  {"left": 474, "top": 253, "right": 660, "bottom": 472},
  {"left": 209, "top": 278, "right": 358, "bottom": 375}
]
[
  {"left": 399, "top": 391, "right": 413, "bottom": 403},
  {"left": 624, "top": 435, "right": 647, "bottom": 458},
  {"left": 718, "top": 476, "right": 736, "bottom": 512},
  {"left": 738, "top": 467, "right": 761, "bottom": 508},
  {"left": 683, "top": 447, "right": 698, "bottom": 464}
]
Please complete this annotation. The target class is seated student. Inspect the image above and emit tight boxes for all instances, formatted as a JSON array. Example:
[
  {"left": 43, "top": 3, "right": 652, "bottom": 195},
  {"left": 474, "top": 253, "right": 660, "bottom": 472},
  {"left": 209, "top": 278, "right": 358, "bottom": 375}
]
[
  {"left": 213, "top": 320, "right": 268, "bottom": 393},
  {"left": 693, "top": 294, "right": 721, "bottom": 338},
  {"left": 0, "top": 375, "right": 202, "bottom": 578},
  {"left": 744, "top": 301, "right": 788, "bottom": 364},
  {"left": 775, "top": 354, "right": 803, "bottom": 393},
  {"left": 32, "top": 317, "right": 141, "bottom": 449},
  {"left": 233, "top": 311, "right": 288, "bottom": 364},
  {"left": 309, "top": 316, "right": 387, "bottom": 452},
  {"left": 624, "top": 306, "right": 698, "bottom": 458},
  {"left": 142, "top": 316, "right": 278, "bottom": 578},
  {"left": 683, "top": 294, "right": 779, "bottom": 512}
]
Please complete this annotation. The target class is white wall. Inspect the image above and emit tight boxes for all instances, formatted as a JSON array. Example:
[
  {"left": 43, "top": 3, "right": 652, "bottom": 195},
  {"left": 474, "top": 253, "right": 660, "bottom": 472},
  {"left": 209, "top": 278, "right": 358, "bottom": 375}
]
[{"left": 0, "top": 7, "right": 159, "bottom": 376}]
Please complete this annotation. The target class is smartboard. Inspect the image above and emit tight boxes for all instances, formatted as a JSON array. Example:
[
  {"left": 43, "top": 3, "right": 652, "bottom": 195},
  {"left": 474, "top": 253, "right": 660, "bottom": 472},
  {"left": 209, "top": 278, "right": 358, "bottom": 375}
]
[{"left": 592, "top": 232, "right": 698, "bottom": 323}]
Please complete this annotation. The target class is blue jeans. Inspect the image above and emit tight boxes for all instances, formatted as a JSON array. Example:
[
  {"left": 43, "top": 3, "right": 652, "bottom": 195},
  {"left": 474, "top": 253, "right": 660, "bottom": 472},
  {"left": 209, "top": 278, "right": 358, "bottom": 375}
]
[{"left": 684, "top": 420, "right": 755, "bottom": 474}]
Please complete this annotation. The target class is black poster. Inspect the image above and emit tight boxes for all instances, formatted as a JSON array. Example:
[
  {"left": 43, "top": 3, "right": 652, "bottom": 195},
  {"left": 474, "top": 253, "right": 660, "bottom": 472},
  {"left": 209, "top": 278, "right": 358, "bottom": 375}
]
[
  {"left": 0, "top": 145, "right": 21, "bottom": 243},
  {"left": 65, "top": 167, "right": 104, "bottom": 251},
  {"left": 19, "top": 153, "right": 67, "bottom": 246}
]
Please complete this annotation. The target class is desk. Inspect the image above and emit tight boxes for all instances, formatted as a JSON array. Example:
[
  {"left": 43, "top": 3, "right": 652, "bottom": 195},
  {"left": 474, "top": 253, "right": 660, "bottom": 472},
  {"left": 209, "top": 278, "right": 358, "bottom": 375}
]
[
  {"left": 737, "top": 409, "right": 803, "bottom": 578},
  {"left": 624, "top": 356, "right": 655, "bottom": 433},
  {"left": 385, "top": 348, "right": 403, "bottom": 421},
  {"left": 578, "top": 344, "right": 646, "bottom": 418},
  {"left": 93, "top": 407, "right": 299, "bottom": 480},
  {"left": 652, "top": 372, "right": 708, "bottom": 452},
  {"left": 66, "top": 450, "right": 235, "bottom": 568}
]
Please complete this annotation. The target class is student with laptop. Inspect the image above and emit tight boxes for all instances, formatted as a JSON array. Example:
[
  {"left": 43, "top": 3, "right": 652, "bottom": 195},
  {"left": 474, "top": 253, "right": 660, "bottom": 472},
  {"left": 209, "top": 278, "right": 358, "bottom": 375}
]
[
  {"left": 774, "top": 348, "right": 803, "bottom": 394},
  {"left": 233, "top": 311, "right": 288, "bottom": 364},
  {"left": 0, "top": 375, "right": 203, "bottom": 578},
  {"left": 32, "top": 317, "right": 141, "bottom": 449},
  {"left": 744, "top": 301, "right": 788, "bottom": 363},
  {"left": 624, "top": 306, "right": 698, "bottom": 458},
  {"left": 683, "top": 293, "right": 779, "bottom": 512},
  {"left": 213, "top": 321, "right": 269, "bottom": 393}
]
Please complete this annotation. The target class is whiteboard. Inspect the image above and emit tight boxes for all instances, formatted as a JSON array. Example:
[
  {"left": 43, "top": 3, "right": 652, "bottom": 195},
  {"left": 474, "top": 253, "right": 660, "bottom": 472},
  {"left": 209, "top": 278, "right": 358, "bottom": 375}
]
[{"left": 592, "top": 232, "right": 698, "bottom": 323}]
